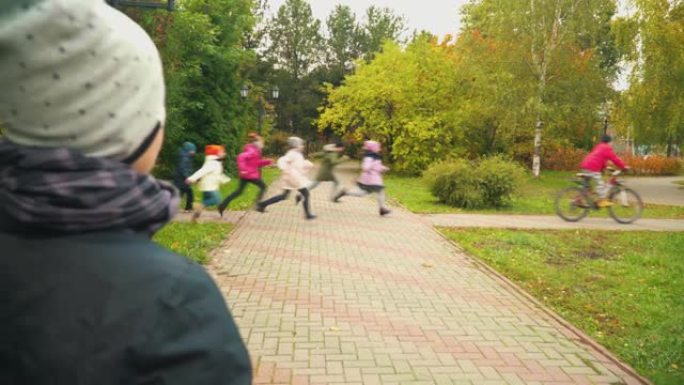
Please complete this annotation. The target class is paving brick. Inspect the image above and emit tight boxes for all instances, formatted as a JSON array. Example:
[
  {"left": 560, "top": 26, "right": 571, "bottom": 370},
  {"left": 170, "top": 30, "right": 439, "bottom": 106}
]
[
  {"left": 380, "top": 374, "right": 417, "bottom": 382},
  {"left": 361, "top": 367, "right": 396, "bottom": 375},
  {"left": 362, "top": 374, "right": 383, "bottom": 385},
  {"left": 308, "top": 374, "right": 346, "bottom": 383}
]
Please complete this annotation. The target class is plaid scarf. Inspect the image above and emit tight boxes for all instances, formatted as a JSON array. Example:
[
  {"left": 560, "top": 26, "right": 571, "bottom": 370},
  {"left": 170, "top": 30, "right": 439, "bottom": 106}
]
[{"left": 0, "top": 141, "right": 179, "bottom": 235}]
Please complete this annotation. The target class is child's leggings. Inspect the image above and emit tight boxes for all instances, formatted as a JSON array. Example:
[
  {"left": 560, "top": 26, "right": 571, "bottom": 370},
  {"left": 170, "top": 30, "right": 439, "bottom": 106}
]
[
  {"left": 220, "top": 178, "right": 266, "bottom": 209},
  {"left": 307, "top": 178, "right": 340, "bottom": 199},
  {"left": 581, "top": 170, "right": 606, "bottom": 198},
  {"left": 260, "top": 188, "right": 312, "bottom": 216},
  {"left": 345, "top": 188, "right": 387, "bottom": 209}
]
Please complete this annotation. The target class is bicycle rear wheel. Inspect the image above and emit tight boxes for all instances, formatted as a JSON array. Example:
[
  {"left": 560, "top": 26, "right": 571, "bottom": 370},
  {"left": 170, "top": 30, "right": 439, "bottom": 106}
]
[
  {"left": 608, "top": 187, "right": 643, "bottom": 224},
  {"left": 555, "top": 186, "right": 590, "bottom": 222}
]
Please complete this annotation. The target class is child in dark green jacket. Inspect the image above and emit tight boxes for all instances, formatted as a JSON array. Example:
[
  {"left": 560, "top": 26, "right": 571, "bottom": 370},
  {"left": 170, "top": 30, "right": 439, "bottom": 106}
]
[{"left": 301, "top": 142, "right": 349, "bottom": 202}]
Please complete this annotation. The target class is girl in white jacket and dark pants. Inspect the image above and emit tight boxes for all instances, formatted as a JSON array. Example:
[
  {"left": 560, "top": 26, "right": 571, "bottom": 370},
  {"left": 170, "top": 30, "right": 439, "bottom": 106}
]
[
  {"left": 257, "top": 137, "right": 316, "bottom": 220},
  {"left": 186, "top": 145, "right": 231, "bottom": 221}
]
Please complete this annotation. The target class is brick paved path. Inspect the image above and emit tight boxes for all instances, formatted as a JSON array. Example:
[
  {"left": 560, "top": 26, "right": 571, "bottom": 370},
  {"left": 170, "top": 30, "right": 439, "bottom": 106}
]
[
  {"left": 209, "top": 176, "right": 648, "bottom": 385},
  {"left": 175, "top": 210, "right": 684, "bottom": 232}
]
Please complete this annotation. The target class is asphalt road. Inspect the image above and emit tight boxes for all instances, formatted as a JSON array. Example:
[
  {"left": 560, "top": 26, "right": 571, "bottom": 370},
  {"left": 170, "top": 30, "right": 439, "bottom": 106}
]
[{"left": 625, "top": 176, "right": 684, "bottom": 206}]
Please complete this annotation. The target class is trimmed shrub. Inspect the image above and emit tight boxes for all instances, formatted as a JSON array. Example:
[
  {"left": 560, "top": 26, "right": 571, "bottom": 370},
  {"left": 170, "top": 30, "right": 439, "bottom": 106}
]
[
  {"left": 423, "top": 160, "right": 460, "bottom": 188},
  {"left": 476, "top": 156, "right": 525, "bottom": 207},
  {"left": 424, "top": 156, "right": 524, "bottom": 208},
  {"left": 542, "top": 146, "right": 682, "bottom": 175},
  {"left": 426, "top": 159, "right": 484, "bottom": 208},
  {"left": 621, "top": 154, "right": 682, "bottom": 176},
  {"left": 543, "top": 147, "right": 588, "bottom": 171}
]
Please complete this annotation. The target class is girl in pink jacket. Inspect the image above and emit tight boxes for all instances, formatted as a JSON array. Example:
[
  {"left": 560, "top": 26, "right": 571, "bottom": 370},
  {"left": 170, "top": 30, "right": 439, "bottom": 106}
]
[
  {"left": 218, "top": 133, "right": 272, "bottom": 216},
  {"left": 334, "top": 140, "right": 391, "bottom": 216}
]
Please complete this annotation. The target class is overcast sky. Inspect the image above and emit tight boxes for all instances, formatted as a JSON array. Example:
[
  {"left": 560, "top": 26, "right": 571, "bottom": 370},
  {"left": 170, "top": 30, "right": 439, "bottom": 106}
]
[
  {"left": 267, "top": 0, "right": 470, "bottom": 38},
  {"left": 267, "top": 0, "right": 633, "bottom": 39}
]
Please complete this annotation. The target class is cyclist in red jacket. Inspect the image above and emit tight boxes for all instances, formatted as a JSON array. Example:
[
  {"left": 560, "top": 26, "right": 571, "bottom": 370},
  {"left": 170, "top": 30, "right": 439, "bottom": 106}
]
[{"left": 579, "top": 135, "right": 628, "bottom": 207}]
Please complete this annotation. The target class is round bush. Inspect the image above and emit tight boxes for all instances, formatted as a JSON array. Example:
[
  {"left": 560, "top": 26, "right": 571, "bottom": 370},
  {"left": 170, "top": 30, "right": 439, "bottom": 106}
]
[
  {"left": 424, "top": 159, "right": 484, "bottom": 209},
  {"left": 476, "top": 156, "right": 524, "bottom": 207},
  {"left": 424, "top": 156, "right": 524, "bottom": 209}
]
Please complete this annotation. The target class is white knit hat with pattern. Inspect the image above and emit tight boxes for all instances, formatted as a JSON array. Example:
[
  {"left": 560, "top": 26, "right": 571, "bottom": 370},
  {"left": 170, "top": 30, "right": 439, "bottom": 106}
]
[{"left": 0, "top": 0, "right": 166, "bottom": 162}]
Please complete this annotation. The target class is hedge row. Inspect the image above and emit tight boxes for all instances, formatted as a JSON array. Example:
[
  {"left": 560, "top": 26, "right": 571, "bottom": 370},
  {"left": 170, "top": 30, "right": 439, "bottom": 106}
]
[{"left": 543, "top": 148, "right": 682, "bottom": 176}]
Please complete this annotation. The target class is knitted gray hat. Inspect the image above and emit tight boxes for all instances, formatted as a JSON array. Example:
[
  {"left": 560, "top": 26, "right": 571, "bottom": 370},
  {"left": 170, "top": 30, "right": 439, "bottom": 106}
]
[
  {"left": 0, "top": 0, "right": 166, "bottom": 162},
  {"left": 287, "top": 136, "right": 304, "bottom": 149}
]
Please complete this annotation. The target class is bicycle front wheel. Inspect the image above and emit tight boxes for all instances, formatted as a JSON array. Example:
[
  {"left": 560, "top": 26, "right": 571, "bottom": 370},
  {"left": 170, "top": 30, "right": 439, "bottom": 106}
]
[
  {"left": 608, "top": 187, "right": 643, "bottom": 224},
  {"left": 555, "top": 186, "right": 590, "bottom": 222}
]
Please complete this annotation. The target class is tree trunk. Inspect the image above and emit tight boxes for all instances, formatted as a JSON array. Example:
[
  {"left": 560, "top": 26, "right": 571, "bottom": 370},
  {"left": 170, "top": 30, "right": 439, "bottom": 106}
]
[
  {"left": 529, "top": 0, "right": 564, "bottom": 178},
  {"left": 532, "top": 118, "right": 543, "bottom": 177},
  {"left": 385, "top": 101, "right": 395, "bottom": 164}
]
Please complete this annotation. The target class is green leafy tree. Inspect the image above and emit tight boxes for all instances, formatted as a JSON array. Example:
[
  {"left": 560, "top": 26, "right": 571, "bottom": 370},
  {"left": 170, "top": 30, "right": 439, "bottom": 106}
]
[
  {"left": 267, "top": 0, "right": 323, "bottom": 80},
  {"left": 133, "top": 0, "right": 255, "bottom": 176},
  {"left": 318, "top": 0, "right": 617, "bottom": 174},
  {"left": 318, "top": 38, "right": 465, "bottom": 174},
  {"left": 257, "top": 2, "right": 409, "bottom": 141},
  {"left": 244, "top": 0, "right": 270, "bottom": 50},
  {"left": 618, "top": 0, "right": 684, "bottom": 155},
  {"left": 360, "top": 6, "right": 407, "bottom": 61},
  {"left": 462, "top": 0, "right": 619, "bottom": 175},
  {"left": 325, "top": 5, "right": 363, "bottom": 82},
  {"left": 446, "top": 31, "right": 531, "bottom": 158},
  {"left": 266, "top": 0, "right": 324, "bottom": 138}
]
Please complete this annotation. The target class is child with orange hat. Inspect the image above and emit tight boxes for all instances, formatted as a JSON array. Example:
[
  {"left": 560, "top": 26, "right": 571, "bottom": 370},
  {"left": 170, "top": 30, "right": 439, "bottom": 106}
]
[{"left": 186, "top": 145, "right": 231, "bottom": 222}]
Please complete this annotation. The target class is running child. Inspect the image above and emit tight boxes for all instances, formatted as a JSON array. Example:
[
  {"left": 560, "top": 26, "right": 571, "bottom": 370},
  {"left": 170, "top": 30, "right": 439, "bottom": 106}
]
[
  {"left": 218, "top": 133, "right": 272, "bottom": 216},
  {"left": 174, "top": 141, "right": 197, "bottom": 212},
  {"left": 303, "top": 141, "right": 349, "bottom": 202},
  {"left": 186, "top": 144, "right": 231, "bottom": 221},
  {"left": 334, "top": 140, "right": 391, "bottom": 216},
  {"left": 257, "top": 137, "right": 316, "bottom": 220}
]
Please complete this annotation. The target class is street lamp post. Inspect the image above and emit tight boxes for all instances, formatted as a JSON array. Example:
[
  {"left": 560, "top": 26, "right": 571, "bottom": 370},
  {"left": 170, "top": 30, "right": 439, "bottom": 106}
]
[
  {"left": 600, "top": 101, "right": 612, "bottom": 136},
  {"left": 241, "top": 85, "right": 280, "bottom": 132},
  {"left": 270, "top": 86, "right": 280, "bottom": 132}
]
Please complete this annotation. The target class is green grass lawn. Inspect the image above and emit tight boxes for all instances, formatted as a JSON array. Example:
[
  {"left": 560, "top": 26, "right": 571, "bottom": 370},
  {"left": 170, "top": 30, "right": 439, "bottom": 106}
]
[
  {"left": 154, "top": 222, "right": 234, "bottom": 264},
  {"left": 441, "top": 228, "right": 683, "bottom": 385},
  {"left": 182, "top": 167, "right": 280, "bottom": 211},
  {"left": 384, "top": 171, "right": 684, "bottom": 219}
]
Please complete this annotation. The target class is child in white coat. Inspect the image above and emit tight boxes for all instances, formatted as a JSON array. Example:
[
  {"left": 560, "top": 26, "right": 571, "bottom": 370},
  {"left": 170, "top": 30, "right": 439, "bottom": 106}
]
[
  {"left": 186, "top": 144, "right": 231, "bottom": 221},
  {"left": 257, "top": 137, "right": 316, "bottom": 219}
]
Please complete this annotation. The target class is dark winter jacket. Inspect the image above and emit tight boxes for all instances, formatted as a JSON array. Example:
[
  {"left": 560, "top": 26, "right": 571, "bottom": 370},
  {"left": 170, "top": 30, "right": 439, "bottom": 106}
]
[
  {"left": 174, "top": 142, "right": 196, "bottom": 185},
  {"left": 1, "top": 228, "right": 252, "bottom": 385},
  {"left": 0, "top": 141, "right": 251, "bottom": 385},
  {"left": 0, "top": 224, "right": 251, "bottom": 385}
]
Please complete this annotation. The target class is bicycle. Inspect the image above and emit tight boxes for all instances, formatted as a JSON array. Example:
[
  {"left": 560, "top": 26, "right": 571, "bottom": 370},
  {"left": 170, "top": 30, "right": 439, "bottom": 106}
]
[{"left": 554, "top": 168, "right": 644, "bottom": 224}]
